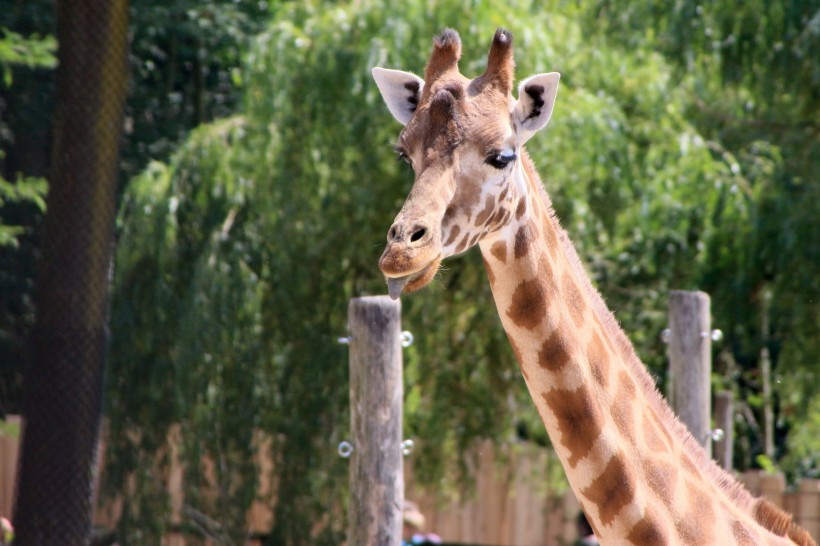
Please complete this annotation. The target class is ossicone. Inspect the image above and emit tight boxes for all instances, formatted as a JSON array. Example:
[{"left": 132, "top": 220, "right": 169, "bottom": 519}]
[
  {"left": 424, "top": 28, "right": 462, "bottom": 84},
  {"left": 476, "top": 28, "right": 515, "bottom": 94}
]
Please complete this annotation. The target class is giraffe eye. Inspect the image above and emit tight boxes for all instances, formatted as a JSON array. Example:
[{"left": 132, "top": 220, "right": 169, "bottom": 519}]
[
  {"left": 394, "top": 146, "right": 412, "bottom": 166},
  {"left": 487, "top": 150, "right": 516, "bottom": 169}
]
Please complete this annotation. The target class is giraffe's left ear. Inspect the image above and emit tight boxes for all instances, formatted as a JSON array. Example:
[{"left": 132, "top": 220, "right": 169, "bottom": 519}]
[
  {"left": 372, "top": 68, "right": 425, "bottom": 126},
  {"left": 512, "top": 72, "right": 560, "bottom": 143}
]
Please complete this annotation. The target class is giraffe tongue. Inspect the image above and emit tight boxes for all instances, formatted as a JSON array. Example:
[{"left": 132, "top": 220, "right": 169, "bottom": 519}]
[{"left": 386, "top": 276, "right": 411, "bottom": 300}]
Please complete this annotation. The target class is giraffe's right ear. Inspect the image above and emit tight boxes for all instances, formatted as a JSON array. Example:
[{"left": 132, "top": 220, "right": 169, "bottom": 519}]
[{"left": 372, "top": 68, "right": 425, "bottom": 126}]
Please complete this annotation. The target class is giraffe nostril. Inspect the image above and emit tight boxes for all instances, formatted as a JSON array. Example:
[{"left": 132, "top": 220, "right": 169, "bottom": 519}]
[
  {"left": 388, "top": 226, "right": 398, "bottom": 241},
  {"left": 410, "top": 227, "right": 426, "bottom": 243}
]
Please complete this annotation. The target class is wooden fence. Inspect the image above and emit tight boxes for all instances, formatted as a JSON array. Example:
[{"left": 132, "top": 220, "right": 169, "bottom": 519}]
[
  {"left": 1, "top": 420, "right": 580, "bottom": 545},
  {"left": 739, "top": 470, "right": 820, "bottom": 542},
  {"left": 0, "top": 415, "right": 818, "bottom": 545},
  {"left": 405, "top": 440, "right": 582, "bottom": 546},
  {"left": 0, "top": 415, "right": 20, "bottom": 526}
]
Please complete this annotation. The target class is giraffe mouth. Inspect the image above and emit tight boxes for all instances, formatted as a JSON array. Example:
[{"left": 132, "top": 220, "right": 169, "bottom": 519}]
[{"left": 384, "top": 257, "right": 442, "bottom": 300}]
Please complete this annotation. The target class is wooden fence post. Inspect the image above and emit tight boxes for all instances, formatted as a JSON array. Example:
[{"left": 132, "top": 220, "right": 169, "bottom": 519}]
[
  {"left": 714, "top": 391, "right": 734, "bottom": 470},
  {"left": 347, "top": 296, "right": 403, "bottom": 546},
  {"left": 667, "top": 290, "right": 712, "bottom": 454},
  {"left": 797, "top": 479, "right": 820, "bottom": 541}
]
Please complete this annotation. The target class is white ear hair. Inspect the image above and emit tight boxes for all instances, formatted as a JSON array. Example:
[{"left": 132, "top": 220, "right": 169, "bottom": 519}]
[
  {"left": 512, "top": 72, "right": 560, "bottom": 143},
  {"left": 372, "top": 67, "right": 425, "bottom": 126}
]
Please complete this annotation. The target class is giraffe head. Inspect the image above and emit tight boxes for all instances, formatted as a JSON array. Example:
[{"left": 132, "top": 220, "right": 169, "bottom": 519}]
[{"left": 373, "top": 29, "right": 559, "bottom": 299}]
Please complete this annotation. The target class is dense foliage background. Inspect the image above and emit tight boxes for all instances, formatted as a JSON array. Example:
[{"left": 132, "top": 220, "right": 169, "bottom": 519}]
[{"left": 0, "top": 0, "right": 817, "bottom": 543}]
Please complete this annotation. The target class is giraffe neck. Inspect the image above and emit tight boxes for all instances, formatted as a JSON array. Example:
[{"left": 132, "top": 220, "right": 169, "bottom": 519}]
[{"left": 477, "top": 151, "right": 805, "bottom": 545}]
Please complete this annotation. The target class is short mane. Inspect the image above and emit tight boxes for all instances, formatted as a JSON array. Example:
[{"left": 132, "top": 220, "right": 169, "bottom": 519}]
[
  {"left": 521, "top": 149, "right": 817, "bottom": 544},
  {"left": 519, "top": 150, "right": 760, "bottom": 511}
]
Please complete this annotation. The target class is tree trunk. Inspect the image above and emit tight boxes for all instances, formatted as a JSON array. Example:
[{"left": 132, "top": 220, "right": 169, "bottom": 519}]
[{"left": 12, "top": 1, "right": 129, "bottom": 544}]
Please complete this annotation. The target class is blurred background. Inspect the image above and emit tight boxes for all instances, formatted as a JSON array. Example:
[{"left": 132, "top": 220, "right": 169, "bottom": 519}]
[{"left": 0, "top": 0, "right": 817, "bottom": 544}]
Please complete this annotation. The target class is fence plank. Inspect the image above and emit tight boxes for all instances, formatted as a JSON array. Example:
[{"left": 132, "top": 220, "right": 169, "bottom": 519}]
[{"left": 798, "top": 479, "right": 820, "bottom": 541}]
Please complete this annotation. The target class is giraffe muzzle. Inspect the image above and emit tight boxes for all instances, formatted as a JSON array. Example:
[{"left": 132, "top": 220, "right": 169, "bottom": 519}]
[{"left": 379, "top": 220, "right": 443, "bottom": 299}]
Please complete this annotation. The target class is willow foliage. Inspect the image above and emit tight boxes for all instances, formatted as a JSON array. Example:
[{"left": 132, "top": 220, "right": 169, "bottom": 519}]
[
  {"left": 581, "top": 0, "right": 819, "bottom": 474},
  {"left": 106, "top": 0, "right": 817, "bottom": 544}
]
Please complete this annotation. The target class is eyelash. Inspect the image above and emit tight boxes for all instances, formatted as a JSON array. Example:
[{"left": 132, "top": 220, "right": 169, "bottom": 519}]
[
  {"left": 394, "top": 146, "right": 412, "bottom": 166},
  {"left": 486, "top": 151, "right": 517, "bottom": 169}
]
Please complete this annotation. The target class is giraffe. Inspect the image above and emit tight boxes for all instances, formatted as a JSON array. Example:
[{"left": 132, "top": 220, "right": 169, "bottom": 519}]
[{"left": 371, "top": 28, "right": 816, "bottom": 546}]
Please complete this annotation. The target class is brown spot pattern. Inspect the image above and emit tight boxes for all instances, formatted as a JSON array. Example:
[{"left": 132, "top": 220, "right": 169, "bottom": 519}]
[
  {"left": 562, "top": 271, "right": 586, "bottom": 327},
  {"left": 482, "top": 256, "right": 496, "bottom": 285},
  {"left": 487, "top": 209, "right": 508, "bottom": 232},
  {"left": 676, "top": 483, "right": 715, "bottom": 545},
  {"left": 501, "top": 209, "right": 511, "bottom": 225},
  {"left": 611, "top": 372, "right": 638, "bottom": 443},
  {"left": 611, "top": 391, "right": 636, "bottom": 443},
  {"left": 455, "top": 234, "right": 470, "bottom": 254},
  {"left": 487, "top": 208, "right": 504, "bottom": 230},
  {"left": 474, "top": 194, "right": 495, "bottom": 226},
  {"left": 732, "top": 521, "right": 757, "bottom": 546},
  {"left": 498, "top": 187, "right": 509, "bottom": 203},
  {"left": 514, "top": 224, "right": 533, "bottom": 259},
  {"left": 490, "top": 240, "right": 507, "bottom": 263},
  {"left": 587, "top": 332, "right": 608, "bottom": 387},
  {"left": 507, "top": 336, "right": 524, "bottom": 363},
  {"left": 642, "top": 410, "right": 669, "bottom": 453},
  {"left": 642, "top": 458, "right": 677, "bottom": 506},
  {"left": 443, "top": 205, "right": 455, "bottom": 225},
  {"left": 543, "top": 224, "right": 559, "bottom": 260},
  {"left": 681, "top": 454, "right": 700, "bottom": 478},
  {"left": 506, "top": 278, "right": 547, "bottom": 330},
  {"left": 543, "top": 385, "right": 603, "bottom": 468},
  {"left": 538, "top": 330, "right": 571, "bottom": 372},
  {"left": 627, "top": 512, "right": 668, "bottom": 546},
  {"left": 677, "top": 516, "right": 707, "bottom": 545},
  {"left": 618, "top": 371, "right": 637, "bottom": 396},
  {"left": 507, "top": 337, "right": 528, "bottom": 380},
  {"left": 650, "top": 410, "right": 674, "bottom": 450},
  {"left": 515, "top": 196, "right": 527, "bottom": 219},
  {"left": 444, "top": 225, "right": 460, "bottom": 247},
  {"left": 581, "top": 455, "right": 636, "bottom": 526}
]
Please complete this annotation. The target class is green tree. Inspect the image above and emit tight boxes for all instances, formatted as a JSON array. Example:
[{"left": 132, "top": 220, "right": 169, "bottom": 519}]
[
  {"left": 0, "top": 0, "right": 266, "bottom": 414},
  {"left": 0, "top": 26, "right": 53, "bottom": 415},
  {"left": 104, "top": 1, "right": 819, "bottom": 544},
  {"left": 0, "top": 27, "right": 53, "bottom": 251},
  {"left": 581, "top": 0, "right": 820, "bottom": 478},
  {"left": 123, "top": 0, "right": 269, "bottom": 176}
]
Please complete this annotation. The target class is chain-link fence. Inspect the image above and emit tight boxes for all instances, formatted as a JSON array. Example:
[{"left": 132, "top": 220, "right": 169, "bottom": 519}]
[{"left": 11, "top": 1, "right": 129, "bottom": 544}]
